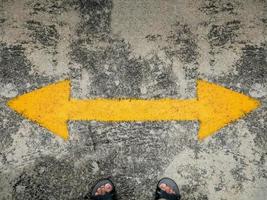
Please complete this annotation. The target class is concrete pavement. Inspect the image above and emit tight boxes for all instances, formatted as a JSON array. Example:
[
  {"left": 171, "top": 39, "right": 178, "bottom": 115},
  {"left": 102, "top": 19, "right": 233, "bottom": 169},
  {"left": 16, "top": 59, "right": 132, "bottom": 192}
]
[{"left": 0, "top": 0, "right": 266, "bottom": 199}]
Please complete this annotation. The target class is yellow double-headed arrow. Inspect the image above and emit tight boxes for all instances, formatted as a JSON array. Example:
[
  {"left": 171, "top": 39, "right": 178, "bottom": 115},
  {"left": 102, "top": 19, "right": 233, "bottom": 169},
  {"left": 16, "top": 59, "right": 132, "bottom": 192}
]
[{"left": 7, "top": 80, "right": 260, "bottom": 140}]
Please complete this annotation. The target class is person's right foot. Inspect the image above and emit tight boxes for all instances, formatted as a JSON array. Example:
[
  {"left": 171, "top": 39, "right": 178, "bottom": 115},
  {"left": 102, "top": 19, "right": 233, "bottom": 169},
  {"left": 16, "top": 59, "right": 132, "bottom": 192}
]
[
  {"left": 155, "top": 178, "right": 181, "bottom": 200},
  {"left": 159, "top": 183, "right": 176, "bottom": 194},
  {"left": 90, "top": 179, "right": 117, "bottom": 200}
]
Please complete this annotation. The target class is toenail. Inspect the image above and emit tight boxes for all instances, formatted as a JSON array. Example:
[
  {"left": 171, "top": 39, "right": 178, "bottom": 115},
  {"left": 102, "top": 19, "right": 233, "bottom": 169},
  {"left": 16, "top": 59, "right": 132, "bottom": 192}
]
[
  {"left": 160, "top": 183, "right": 167, "bottom": 189},
  {"left": 166, "top": 187, "right": 171, "bottom": 193},
  {"left": 105, "top": 184, "right": 112, "bottom": 190}
]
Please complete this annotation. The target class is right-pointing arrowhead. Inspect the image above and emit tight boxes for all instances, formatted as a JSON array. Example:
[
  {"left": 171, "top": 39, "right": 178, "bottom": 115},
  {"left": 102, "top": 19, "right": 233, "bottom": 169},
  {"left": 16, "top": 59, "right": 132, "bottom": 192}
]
[{"left": 197, "top": 80, "right": 260, "bottom": 140}]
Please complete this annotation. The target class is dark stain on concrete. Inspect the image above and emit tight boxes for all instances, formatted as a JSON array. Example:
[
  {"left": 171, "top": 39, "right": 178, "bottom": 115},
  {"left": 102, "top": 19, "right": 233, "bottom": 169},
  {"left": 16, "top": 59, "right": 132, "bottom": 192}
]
[
  {"left": 208, "top": 20, "right": 241, "bottom": 47},
  {"left": 234, "top": 44, "right": 266, "bottom": 89},
  {"left": 0, "top": 43, "right": 33, "bottom": 89},
  {"left": 142, "top": 55, "right": 179, "bottom": 98},
  {"left": 26, "top": 20, "right": 59, "bottom": 48},
  {"left": 70, "top": 0, "right": 181, "bottom": 99},
  {"left": 144, "top": 22, "right": 199, "bottom": 81},
  {"left": 231, "top": 162, "right": 254, "bottom": 189},
  {"left": 145, "top": 34, "right": 162, "bottom": 42},
  {"left": 0, "top": 103, "right": 20, "bottom": 152},
  {"left": 71, "top": 38, "right": 143, "bottom": 98},
  {"left": 12, "top": 156, "right": 95, "bottom": 200},
  {"left": 0, "top": 18, "right": 6, "bottom": 24},
  {"left": 0, "top": 42, "right": 53, "bottom": 95},
  {"left": 77, "top": 0, "right": 112, "bottom": 38},
  {"left": 28, "top": 0, "right": 68, "bottom": 15},
  {"left": 165, "top": 22, "right": 199, "bottom": 65},
  {"left": 216, "top": 43, "right": 266, "bottom": 93},
  {"left": 199, "top": 0, "right": 238, "bottom": 15},
  {"left": 247, "top": 108, "right": 266, "bottom": 151}
]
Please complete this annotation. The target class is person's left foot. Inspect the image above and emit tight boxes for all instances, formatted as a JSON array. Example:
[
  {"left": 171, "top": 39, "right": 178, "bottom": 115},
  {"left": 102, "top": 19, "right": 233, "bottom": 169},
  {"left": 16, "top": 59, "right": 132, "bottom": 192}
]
[{"left": 155, "top": 177, "right": 181, "bottom": 200}]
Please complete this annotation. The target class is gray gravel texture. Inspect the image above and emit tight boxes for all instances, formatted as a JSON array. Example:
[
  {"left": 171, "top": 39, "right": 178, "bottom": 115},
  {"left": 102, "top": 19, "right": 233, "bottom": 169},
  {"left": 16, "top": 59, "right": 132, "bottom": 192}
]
[{"left": 0, "top": 0, "right": 266, "bottom": 199}]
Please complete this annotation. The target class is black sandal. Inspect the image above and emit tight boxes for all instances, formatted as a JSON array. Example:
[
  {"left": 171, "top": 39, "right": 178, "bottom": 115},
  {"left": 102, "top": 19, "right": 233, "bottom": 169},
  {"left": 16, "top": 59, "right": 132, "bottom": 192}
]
[
  {"left": 90, "top": 178, "right": 117, "bottom": 200},
  {"left": 155, "top": 177, "right": 181, "bottom": 200}
]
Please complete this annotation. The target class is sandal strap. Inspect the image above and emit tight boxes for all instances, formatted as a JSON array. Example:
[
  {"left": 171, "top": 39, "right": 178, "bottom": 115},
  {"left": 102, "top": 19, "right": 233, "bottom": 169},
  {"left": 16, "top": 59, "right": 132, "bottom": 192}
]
[
  {"left": 91, "top": 193, "right": 115, "bottom": 200},
  {"left": 156, "top": 190, "right": 180, "bottom": 200}
]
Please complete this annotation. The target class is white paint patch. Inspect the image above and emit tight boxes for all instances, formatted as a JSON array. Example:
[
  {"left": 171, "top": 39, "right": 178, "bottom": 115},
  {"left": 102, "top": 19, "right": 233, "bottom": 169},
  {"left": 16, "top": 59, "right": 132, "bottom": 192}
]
[
  {"left": 172, "top": 57, "right": 187, "bottom": 97},
  {"left": 249, "top": 83, "right": 267, "bottom": 98},
  {"left": 79, "top": 68, "right": 91, "bottom": 98},
  {"left": 0, "top": 83, "right": 18, "bottom": 98},
  {"left": 4, "top": 122, "right": 35, "bottom": 171},
  {"left": 27, "top": 49, "right": 57, "bottom": 76}
]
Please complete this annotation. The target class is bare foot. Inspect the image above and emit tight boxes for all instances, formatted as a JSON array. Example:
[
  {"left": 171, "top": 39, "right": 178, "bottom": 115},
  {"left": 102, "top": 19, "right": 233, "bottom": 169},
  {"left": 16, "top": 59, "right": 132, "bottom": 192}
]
[
  {"left": 159, "top": 183, "right": 176, "bottom": 194},
  {"left": 95, "top": 183, "right": 113, "bottom": 196}
]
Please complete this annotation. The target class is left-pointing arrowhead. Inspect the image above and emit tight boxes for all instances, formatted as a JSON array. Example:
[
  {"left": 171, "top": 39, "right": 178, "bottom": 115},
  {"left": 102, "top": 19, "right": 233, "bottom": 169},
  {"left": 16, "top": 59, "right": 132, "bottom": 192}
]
[
  {"left": 197, "top": 80, "right": 260, "bottom": 140},
  {"left": 7, "top": 80, "right": 71, "bottom": 140}
]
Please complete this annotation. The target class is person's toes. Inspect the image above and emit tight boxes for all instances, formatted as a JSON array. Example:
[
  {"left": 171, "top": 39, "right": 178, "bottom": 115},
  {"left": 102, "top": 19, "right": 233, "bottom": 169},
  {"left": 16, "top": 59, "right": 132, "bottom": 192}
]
[
  {"left": 105, "top": 183, "right": 112, "bottom": 192},
  {"left": 170, "top": 188, "right": 175, "bottom": 194},
  {"left": 94, "top": 182, "right": 113, "bottom": 196},
  {"left": 165, "top": 186, "right": 171, "bottom": 193},
  {"left": 159, "top": 183, "right": 167, "bottom": 191},
  {"left": 96, "top": 188, "right": 101, "bottom": 195},
  {"left": 100, "top": 187, "right": 106, "bottom": 195},
  {"left": 167, "top": 185, "right": 175, "bottom": 194}
]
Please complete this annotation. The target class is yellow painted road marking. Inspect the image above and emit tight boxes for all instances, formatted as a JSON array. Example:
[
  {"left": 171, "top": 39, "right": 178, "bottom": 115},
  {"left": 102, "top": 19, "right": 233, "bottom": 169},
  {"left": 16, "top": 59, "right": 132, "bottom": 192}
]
[{"left": 7, "top": 80, "right": 260, "bottom": 140}]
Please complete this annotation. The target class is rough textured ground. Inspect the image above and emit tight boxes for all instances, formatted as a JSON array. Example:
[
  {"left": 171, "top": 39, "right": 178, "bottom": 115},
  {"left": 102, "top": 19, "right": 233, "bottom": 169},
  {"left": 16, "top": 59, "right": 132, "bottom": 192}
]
[{"left": 0, "top": 0, "right": 266, "bottom": 199}]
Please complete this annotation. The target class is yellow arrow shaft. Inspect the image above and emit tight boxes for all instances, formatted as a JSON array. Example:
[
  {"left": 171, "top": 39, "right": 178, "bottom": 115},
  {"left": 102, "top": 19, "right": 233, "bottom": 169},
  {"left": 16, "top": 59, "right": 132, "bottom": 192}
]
[{"left": 69, "top": 99, "right": 199, "bottom": 121}]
